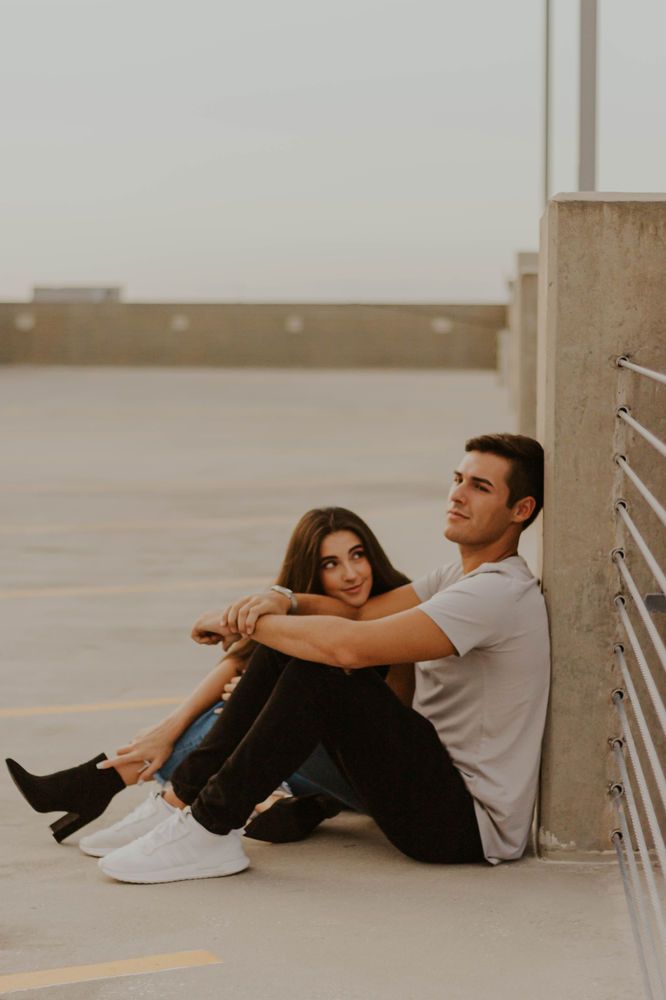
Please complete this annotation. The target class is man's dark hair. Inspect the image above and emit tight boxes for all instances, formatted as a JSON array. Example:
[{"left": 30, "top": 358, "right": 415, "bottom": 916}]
[{"left": 465, "top": 433, "right": 544, "bottom": 530}]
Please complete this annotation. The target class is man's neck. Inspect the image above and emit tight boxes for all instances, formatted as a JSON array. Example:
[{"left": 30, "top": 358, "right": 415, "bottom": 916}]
[{"left": 458, "top": 539, "right": 520, "bottom": 575}]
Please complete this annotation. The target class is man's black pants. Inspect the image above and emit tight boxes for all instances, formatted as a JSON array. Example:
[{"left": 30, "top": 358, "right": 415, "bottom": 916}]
[{"left": 171, "top": 644, "right": 485, "bottom": 864}]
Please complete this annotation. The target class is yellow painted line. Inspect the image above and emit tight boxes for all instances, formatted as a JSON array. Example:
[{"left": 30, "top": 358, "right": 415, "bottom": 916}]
[
  {"left": 0, "top": 576, "right": 268, "bottom": 600},
  {"left": 0, "top": 950, "right": 222, "bottom": 994},
  {"left": 0, "top": 696, "right": 187, "bottom": 718}
]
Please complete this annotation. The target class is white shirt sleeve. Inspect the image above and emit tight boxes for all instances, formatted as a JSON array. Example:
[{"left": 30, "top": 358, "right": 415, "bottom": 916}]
[
  {"left": 412, "top": 562, "right": 460, "bottom": 603},
  {"left": 417, "top": 570, "right": 515, "bottom": 660}
]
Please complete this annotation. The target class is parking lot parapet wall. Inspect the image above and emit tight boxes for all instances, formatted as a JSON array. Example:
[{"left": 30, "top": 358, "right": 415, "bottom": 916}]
[{"left": 0, "top": 302, "right": 506, "bottom": 369}]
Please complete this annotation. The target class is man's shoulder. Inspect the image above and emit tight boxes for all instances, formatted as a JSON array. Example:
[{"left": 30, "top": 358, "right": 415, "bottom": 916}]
[
  {"left": 419, "top": 556, "right": 547, "bottom": 659},
  {"left": 466, "top": 556, "right": 538, "bottom": 591},
  {"left": 415, "top": 555, "right": 542, "bottom": 608},
  {"left": 426, "top": 556, "right": 544, "bottom": 622},
  {"left": 413, "top": 561, "right": 463, "bottom": 602},
  {"left": 432, "top": 560, "right": 464, "bottom": 589}
]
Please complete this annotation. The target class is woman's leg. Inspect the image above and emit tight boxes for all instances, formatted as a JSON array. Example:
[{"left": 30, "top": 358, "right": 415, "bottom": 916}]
[
  {"left": 287, "top": 745, "right": 364, "bottom": 812},
  {"left": 154, "top": 703, "right": 224, "bottom": 785},
  {"left": 5, "top": 754, "right": 126, "bottom": 842}
]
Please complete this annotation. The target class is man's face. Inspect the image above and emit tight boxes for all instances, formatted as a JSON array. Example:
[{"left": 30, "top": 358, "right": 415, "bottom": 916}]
[{"left": 444, "top": 451, "right": 518, "bottom": 547}]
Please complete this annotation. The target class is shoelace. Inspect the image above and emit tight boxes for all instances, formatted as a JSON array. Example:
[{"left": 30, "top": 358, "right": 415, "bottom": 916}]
[
  {"left": 110, "top": 791, "right": 162, "bottom": 831},
  {"left": 141, "top": 806, "right": 190, "bottom": 851}
]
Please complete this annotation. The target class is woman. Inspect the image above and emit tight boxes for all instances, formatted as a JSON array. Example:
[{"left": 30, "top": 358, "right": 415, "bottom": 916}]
[{"left": 6, "top": 507, "right": 412, "bottom": 852}]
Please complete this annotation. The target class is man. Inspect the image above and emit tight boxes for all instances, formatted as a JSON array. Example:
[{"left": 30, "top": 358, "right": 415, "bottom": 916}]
[{"left": 99, "top": 433, "right": 550, "bottom": 883}]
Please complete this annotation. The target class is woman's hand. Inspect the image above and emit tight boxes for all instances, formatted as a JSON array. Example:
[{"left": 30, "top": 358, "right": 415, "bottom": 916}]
[
  {"left": 222, "top": 590, "right": 291, "bottom": 637},
  {"left": 191, "top": 609, "right": 241, "bottom": 646},
  {"left": 97, "top": 718, "right": 182, "bottom": 780},
  {"left": 222, "top": 674, "right": 240, "bottom": 702}
]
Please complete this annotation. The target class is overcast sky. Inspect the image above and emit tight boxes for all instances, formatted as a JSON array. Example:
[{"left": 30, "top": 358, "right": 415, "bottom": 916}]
[{"left": 1, "top": 0, "right": 664, "bottom": 302}]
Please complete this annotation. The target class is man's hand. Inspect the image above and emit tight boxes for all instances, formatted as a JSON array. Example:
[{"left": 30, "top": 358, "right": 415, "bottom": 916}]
[
  {"left": 191, "top": 609, "right": 241, "bottom": 646},
  {"left": 221, "top": 590, "right": 291, "bottom": 637}
]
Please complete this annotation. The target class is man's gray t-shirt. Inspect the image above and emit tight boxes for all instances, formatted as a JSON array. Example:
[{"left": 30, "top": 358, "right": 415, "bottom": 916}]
[{"left": 412, "top": 556, "right": 550, "bottom": 864}]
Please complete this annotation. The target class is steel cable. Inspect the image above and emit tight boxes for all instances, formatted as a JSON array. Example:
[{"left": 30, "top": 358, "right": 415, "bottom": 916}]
[
  {"left": 610, "top": 789, "right": 666, "bottom": 998},
  {"left": 614, "top": 555, "right": 666, "bottom": 673},
  {"left": 616, "top": 456, "right": 666, "bottom": 530},
  {"left": 612, "top": 830, "right": 658, "bottom": 1000},
  {"left": 613, "top": 693, "right": 666, "bottom": 884},
  {"left": 613, "top": 645, "right": 666, "bottom": 811},
  {"left": 617, "top": 408, "right": 666, "bottom": 461},
  {"left": 613, "top": 356, "right": 665, "bottom": 997},
  {"left": 611, "top": 741, "right": 666, "bottom": 945},
  {"left": 617, "top": 357, "right": 666, "bottom": 387},
  {"left": 614, "top": 604, "right": 666, "bottom": 734},
  {"left": 616, "top": 503, "right": 666, "bottom": 596}
]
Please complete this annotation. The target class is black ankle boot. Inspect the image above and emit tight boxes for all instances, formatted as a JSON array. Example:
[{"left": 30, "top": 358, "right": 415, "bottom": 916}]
[
  {"left": 244, "top": 793, "right": 342, "bottom": 843},
  {"left": 5, "top": 754, "right": 125, "bottom": 843}
]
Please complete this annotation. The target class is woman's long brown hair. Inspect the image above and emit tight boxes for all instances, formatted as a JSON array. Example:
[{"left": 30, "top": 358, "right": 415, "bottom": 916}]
[{"left": 231, "top": 507, "right": 409, "bottom": 667}]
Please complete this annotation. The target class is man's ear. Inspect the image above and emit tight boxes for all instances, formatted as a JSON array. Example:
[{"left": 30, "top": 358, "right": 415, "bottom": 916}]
[{"left": 512, "top": 496, "right": 536, "bottom": 525}]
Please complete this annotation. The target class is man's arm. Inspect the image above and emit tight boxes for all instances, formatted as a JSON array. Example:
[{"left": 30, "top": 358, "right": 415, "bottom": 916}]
[{"left": 249, "top": 608, "right": 456, "bottom": 668}]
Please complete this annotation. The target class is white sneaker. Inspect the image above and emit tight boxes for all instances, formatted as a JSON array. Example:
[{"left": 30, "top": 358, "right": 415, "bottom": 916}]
[
  {"left": 79, "top": 789, "right": 174, "bottom": 857},
  {"left": 98, "top": 807, "right": 250, "bottom": 884}
]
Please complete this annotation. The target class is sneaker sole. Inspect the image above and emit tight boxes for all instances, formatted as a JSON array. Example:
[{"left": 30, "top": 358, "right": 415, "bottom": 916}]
[
  {"left": 80, "top": 832, "right": 159, "bottom": 858},
  {"left": 79, "top": 811, "right": 171, "bottom": 858},
  {"left": 100, "top": 856, "right": 250, "bottom": 884},
  {"left": 79, "top": 842, "right": 110, "bottom": 858}
]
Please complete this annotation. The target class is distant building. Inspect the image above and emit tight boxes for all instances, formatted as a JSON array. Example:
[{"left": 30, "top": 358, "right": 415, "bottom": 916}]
[{"left": 32, "top": 286, "right": 122, "bottom": 304}]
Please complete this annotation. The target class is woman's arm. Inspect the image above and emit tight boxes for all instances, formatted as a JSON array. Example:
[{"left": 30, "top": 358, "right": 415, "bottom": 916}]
[
  {"left": 155, "top": 652, "right": 244, "bottom": 732},
  {"left": 99, "top": 653, "right": 244, "bottom": 778},
  {"left": 385, "top": 663, "right": 415, "bottom": 707},
  {"left": 305, "top": 585, "right": 421, "bottom": 622}
]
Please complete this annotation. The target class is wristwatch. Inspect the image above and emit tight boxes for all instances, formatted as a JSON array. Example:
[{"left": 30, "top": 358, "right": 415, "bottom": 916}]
[{"left": 269, "top": 584, "right": 298, "bottom": 613}]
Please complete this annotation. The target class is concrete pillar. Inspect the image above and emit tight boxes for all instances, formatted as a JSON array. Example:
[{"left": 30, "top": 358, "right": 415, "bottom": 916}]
[
  {"left": 496, "top": 328, "right": 512, "bottom": 388},
  {"left": 514, "top": 253, "right": 539, "bottom": 438},
  {"left": 537, "top": 194, "right": 666, "bottom": 859},
  {"left": 507, "top": 253, "right": 538, "bottom": 426},
  {"left": 505, "top": 278, "right": 517, "bottom": 411}
]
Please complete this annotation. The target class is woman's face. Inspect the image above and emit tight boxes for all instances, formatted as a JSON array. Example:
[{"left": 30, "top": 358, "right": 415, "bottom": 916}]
[{"left": 318, "top": 530, "right": 373, "bottom": 607}]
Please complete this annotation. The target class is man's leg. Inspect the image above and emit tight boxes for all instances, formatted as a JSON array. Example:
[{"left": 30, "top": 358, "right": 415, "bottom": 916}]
[
  {"left": 173, "top": 649, "right": 484, "bottom": 865},
  {"left": 168, "top": 643, "right": 290, "bottom": 802}
]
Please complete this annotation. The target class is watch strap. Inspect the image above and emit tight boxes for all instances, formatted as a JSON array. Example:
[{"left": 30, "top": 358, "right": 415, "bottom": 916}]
[{"left": 269, "top": 584, "right": 298, "bottom": 613}]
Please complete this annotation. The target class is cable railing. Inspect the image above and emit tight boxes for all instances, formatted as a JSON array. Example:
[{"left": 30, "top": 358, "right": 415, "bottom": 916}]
[
  {"left": 611, "top": 356, "right": 666, "bottom": 999},
  {"left": 616, "top": 456, "right": 666, "bottom": 530}
]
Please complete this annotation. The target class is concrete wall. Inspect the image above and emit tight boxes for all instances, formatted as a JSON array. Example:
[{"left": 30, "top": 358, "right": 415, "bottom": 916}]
[
  {"left": 0, "top": 302, "right": 506, "bottom": 369},
  {"left": 537, "top": 194, "right": 666, "bottom": 859}
]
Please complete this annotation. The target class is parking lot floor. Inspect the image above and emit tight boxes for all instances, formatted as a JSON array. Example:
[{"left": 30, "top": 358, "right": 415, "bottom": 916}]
[{"left": 1, "top": 367, "right": 640, "bottom": 999}]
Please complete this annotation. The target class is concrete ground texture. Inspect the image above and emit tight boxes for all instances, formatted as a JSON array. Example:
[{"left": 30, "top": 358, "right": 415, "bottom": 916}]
[{"left": 1, "top": 367, "right": 640, "bottom": 999}]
